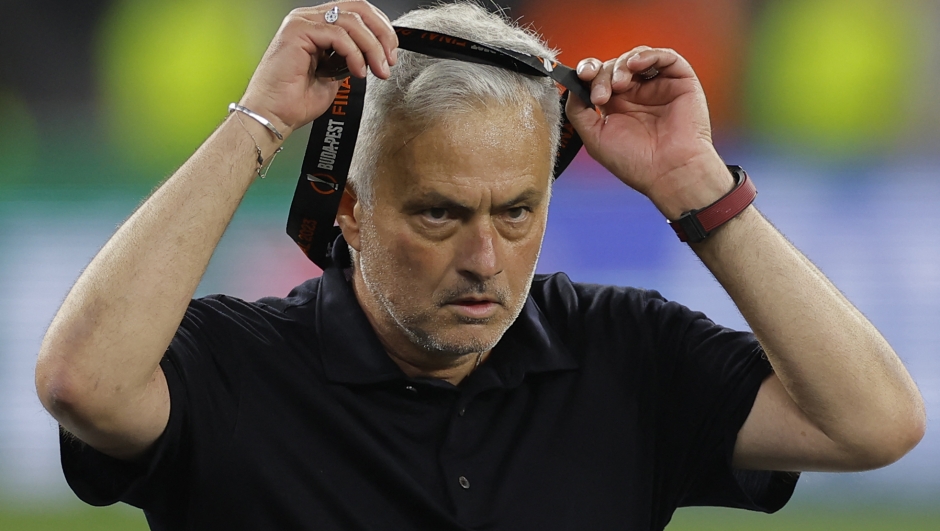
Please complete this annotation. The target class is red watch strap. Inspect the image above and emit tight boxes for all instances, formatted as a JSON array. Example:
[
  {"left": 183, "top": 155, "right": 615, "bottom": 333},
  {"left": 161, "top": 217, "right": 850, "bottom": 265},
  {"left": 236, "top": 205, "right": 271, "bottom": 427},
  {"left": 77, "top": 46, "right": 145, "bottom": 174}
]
[{"left": 668, "top": 166, "right": 757, "bottom": 243}]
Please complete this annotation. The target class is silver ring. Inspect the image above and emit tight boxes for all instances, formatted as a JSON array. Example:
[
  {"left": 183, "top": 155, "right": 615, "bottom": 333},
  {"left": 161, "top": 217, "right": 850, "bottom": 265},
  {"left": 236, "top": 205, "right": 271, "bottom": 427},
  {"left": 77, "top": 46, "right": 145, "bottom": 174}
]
[
  {"left": 638, "top": 66, "right": 659, "bottom": 81},
  {"left": 324, "top": 6, "right": 339, "bottom": 24}
]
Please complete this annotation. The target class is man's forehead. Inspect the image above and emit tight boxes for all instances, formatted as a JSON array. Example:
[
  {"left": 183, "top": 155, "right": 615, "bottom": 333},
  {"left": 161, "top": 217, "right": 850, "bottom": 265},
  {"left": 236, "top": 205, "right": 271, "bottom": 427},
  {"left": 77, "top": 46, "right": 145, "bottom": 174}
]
[
  {"left": 381, "top": 98, "right": 549, "bottom": 154},
  {"left": 373, "top": 102, "right": 554, "bottom": 198}
]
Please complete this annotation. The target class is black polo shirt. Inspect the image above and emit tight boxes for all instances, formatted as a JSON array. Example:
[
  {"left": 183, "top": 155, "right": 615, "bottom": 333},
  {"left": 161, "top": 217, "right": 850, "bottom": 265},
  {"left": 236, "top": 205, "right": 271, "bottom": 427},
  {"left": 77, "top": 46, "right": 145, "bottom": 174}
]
[{"left": 61, "top": 240, "right": 797, "bottom": 531}]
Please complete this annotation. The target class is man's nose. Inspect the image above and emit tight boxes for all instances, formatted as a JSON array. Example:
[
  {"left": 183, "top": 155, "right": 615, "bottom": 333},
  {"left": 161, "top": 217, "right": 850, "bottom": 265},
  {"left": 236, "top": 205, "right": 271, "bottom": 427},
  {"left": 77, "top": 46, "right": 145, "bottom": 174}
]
[{"left": 456, "top": 218, "right": 502, "bottom": 281}]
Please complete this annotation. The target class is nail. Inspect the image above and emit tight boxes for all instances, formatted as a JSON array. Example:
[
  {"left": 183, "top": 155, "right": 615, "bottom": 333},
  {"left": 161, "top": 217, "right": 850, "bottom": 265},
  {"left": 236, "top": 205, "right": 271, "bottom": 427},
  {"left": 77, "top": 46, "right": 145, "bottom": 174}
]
[
  {"left": 390, "top": 48, "right": 399, "bottom": 65},
  {"left": 612, "top": 69, "right": 625, "bottom": 85}
]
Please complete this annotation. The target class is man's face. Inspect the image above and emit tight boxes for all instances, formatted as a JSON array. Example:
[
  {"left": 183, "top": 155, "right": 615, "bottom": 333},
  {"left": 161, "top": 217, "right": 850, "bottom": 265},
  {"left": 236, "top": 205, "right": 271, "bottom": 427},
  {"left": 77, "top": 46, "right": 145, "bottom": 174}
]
[{"left": 348, "top": 99, "right": 553, "bottom": 364}]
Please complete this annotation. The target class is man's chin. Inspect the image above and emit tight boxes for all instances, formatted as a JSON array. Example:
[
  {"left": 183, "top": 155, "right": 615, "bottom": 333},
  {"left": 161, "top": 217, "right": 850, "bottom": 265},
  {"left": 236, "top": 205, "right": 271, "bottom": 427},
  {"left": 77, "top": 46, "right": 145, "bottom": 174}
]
[
  {"left": 407, "top": 323, "right": 508, "bottom": 357},
  {"left": 453, "top": 314, "right": 496, "bottom": 325}
]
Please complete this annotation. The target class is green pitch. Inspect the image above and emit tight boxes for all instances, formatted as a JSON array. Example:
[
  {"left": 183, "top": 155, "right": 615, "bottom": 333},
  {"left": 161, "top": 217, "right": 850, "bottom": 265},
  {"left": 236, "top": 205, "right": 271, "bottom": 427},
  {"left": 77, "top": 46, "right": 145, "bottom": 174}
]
[
  {"left": 0, "top": 503, "right": 146, "bottom": 531},
  {"left": 669, "top": 505, "right": 940, "bottom": 531}
]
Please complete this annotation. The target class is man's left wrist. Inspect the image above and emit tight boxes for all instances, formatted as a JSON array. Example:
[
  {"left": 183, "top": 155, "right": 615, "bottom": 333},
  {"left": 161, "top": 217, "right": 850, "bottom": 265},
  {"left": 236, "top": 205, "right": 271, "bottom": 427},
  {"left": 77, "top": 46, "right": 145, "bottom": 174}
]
[
  {"left": 651, "top": 160, "right": 735, "bottom": 220},
  {"left": 667, "top": 165, "right": 758, "bottom": 244}
]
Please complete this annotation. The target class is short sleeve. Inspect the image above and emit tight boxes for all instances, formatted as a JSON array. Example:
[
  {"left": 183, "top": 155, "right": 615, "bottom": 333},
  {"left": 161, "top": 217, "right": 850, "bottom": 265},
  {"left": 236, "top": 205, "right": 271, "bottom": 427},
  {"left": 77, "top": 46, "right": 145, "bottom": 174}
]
[
  {"left": 60, "top": 354, "right": 190, "bottom": 523},
  {"left": 641, "top": 291, "right": 799, "bottom": 519},
  {"left": 59, "top": 295, "right": 260, "bottom": 524}
]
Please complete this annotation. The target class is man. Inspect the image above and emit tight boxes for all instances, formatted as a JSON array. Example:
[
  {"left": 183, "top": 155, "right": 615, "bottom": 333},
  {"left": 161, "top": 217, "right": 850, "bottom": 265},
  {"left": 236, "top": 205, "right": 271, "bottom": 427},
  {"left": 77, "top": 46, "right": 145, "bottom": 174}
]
[{"left": 36, "top": 1, "right": 925, "bottom": 530}]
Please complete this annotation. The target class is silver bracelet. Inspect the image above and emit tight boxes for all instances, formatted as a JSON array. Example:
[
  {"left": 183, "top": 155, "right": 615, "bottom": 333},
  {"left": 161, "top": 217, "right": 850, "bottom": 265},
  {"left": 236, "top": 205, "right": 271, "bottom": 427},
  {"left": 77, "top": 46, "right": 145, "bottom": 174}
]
[
  {"left": 229, "top": 107, "right": 283, "bottom": 179},
  {"left": 228, "top": 103, "right": 284, "bottom": 140}
]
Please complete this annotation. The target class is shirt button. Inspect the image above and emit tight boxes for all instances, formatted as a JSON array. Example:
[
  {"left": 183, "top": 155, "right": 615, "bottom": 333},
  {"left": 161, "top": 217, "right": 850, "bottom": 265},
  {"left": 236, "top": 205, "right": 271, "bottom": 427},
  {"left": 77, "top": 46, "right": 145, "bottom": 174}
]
[
  {"left": 458, "top": 476, "right": 470, "bottom": 489},
  {"left": 458, "top": 407, "right": 466, "bottom": 417},
  {"left": 404, "top": 385, "right": 417, "bottom": 394}
]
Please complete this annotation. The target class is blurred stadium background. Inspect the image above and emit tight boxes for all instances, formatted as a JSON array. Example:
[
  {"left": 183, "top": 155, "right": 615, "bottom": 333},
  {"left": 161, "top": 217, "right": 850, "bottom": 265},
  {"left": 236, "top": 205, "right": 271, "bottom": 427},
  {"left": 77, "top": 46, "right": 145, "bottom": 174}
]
[{"left": 1, "top": 0, "right": 939, "bottom": 528}]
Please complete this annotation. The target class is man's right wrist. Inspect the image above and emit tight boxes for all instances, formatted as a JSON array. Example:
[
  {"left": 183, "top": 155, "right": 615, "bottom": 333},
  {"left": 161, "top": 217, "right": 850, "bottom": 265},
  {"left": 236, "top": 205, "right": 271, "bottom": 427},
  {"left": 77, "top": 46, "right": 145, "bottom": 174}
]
[
  {"left": 225, "top": 111, "right": 285, "bottom": 180},
  {"left": 229, "top": 103, "right": 286, "bottom": 141}
]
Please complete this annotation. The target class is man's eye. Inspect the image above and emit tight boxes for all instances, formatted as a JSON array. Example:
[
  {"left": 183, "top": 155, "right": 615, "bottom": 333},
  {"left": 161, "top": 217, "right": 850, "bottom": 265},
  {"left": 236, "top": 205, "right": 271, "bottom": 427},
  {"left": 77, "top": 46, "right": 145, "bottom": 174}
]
[
  {"left": 506, "top": 207, "right": 528, "bottom": 220},
  {"left": 425, "top": 208, "right": 448, "bottom": 220}
]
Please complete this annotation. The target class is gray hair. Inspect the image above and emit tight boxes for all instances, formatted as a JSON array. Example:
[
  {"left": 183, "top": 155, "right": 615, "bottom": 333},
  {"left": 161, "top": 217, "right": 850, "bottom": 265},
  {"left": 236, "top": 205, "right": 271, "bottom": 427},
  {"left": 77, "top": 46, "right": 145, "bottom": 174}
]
[{"left": 347, "top": 1, "right": 563, "bottom": 207}]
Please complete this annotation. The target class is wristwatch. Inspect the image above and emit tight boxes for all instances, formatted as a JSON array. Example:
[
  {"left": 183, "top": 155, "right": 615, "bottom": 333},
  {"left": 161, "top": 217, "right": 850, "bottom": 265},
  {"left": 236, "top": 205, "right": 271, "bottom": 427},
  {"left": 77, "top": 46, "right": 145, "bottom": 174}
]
[{"left": 668, "top": 165, "right": 757, "bottom": 243}]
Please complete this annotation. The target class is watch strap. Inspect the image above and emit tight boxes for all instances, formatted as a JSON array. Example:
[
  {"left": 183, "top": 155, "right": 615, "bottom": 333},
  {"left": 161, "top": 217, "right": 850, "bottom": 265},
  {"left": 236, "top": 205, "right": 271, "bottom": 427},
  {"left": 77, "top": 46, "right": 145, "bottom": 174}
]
[{"left": 668, "top": 165, "right": 757, "bottom": 243}]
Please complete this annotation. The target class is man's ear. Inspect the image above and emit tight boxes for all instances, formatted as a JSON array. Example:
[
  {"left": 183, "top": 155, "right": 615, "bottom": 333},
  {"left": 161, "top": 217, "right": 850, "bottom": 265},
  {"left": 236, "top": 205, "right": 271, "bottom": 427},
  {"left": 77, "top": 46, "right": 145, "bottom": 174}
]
[{"left": 336, "top": 188, "right": 362, "bottom": 251}]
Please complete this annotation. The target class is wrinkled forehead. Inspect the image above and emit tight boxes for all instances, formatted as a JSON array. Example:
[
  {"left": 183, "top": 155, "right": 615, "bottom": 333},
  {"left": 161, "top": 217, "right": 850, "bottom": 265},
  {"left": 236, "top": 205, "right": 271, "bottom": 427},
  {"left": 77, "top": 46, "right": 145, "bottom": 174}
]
[
  {"left": 379, "top": 94, "right": 548, "bottom": 148},
  {"left": 373, "top": 101, "right": 555, "bottom": 202}
]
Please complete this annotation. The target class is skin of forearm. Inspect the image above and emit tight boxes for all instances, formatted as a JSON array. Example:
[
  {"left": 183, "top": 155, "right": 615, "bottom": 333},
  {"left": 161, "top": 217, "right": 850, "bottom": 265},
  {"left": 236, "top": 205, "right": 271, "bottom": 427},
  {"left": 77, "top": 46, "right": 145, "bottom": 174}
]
[
  {"left": 695, "top": 206, "right": 926, "bottom": 465},
  {"left": 36, "top": 115, "right": 278, "bottom": 452}
]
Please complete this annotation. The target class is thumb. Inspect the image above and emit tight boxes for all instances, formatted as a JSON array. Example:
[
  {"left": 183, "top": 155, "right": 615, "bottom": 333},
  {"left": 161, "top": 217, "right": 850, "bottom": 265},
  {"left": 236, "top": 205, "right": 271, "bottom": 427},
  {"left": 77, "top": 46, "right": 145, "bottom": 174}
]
[{"left": 565, "top": 89, "right": 602, "bottom": 144}]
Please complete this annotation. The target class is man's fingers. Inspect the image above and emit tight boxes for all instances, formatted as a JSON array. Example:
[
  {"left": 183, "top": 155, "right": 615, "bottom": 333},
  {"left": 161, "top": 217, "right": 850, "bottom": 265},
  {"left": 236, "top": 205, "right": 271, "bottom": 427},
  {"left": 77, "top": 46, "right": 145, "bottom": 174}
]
[
  {"left": 349, "top": 1, "right": 399, "bottom": 66},
  {"left": 608, "top": 46, "right": 653, "bottom": 90},
  {"left": 290, "top": 1, "right": 398, "bottom": 78},
  {"left": 300, "top": 19, "right": 370, "bottom": 78},
  {"left": 579, "top": 46, "right": 655, "bottom": 105},
  {"left": 625, "top": 48, "right": 691, "bottom": 80},
  {"left": 329, "top": 10, "right": 390, "bottom": 77},
  {"left": 611, "top": 55, "right": 632, "bottom": 88},
  {"left": 580, "top": 47, "right": 697, "bottom": 103},
  {"left": 586, "top": 58, "right": 632, "bottom": 106},
  {"left": 361, "top": 0, "right": 400, "bottom": 64}
]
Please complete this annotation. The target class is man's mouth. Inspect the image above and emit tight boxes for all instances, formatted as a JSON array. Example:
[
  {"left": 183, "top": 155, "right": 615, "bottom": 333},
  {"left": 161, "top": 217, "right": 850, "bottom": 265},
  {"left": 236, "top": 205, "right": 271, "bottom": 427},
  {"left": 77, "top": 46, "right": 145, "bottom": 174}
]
[
  {"left": 450, "top": 296, "right": 497, "bottom": 304},
  {"left": 445, "top": 297, "right": 501, "bottom": 319}
]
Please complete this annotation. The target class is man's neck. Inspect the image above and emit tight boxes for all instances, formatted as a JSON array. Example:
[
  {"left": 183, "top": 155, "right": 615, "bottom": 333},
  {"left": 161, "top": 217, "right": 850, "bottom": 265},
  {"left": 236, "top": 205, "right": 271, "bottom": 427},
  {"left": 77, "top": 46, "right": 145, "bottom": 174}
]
[{"left": 385, "top": 348, "right": 489, "bottom": 386}]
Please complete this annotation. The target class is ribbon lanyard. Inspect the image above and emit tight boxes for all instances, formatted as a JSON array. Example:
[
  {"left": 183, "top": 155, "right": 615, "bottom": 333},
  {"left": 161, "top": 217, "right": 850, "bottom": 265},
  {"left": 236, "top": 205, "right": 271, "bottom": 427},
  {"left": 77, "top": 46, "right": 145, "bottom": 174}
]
[{"left": 287, "top": 26, "right": 589, "bottom": 269}]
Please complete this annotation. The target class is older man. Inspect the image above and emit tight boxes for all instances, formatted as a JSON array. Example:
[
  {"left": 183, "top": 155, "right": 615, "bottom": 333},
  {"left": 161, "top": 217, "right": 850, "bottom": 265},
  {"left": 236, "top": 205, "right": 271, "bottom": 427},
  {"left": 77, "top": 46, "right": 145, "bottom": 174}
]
[{"left": 36, "top": 1, "right": 924, "bottom": 530}]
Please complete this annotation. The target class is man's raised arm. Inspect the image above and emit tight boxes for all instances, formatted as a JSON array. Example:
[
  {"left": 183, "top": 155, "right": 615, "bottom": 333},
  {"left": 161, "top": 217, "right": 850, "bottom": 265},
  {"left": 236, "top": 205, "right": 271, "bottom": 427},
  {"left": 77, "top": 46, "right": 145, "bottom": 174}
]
[
  {"left": 567, "top": 46, "right": 925, "bottom": 472},
  {"left": 35, "top": 1, "right": 398, "bottom": 461}
]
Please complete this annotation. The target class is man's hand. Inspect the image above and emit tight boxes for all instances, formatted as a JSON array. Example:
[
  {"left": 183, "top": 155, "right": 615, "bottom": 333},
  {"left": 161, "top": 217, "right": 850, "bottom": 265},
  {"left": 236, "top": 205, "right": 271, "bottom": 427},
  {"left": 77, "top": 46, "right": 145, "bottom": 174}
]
[
  {"left": 238, "top": 0, "right": 399, "bottom": 138},
  {"left": 566, "top": 47, "right": 732, "bottom": 220}
]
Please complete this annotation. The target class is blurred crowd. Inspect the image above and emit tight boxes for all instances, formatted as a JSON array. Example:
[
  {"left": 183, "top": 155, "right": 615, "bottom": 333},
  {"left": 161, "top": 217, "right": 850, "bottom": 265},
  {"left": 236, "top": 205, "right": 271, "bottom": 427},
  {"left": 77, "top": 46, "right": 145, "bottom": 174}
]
[{"left": 2, "top": 0, "right": 940, "bottom": 186}]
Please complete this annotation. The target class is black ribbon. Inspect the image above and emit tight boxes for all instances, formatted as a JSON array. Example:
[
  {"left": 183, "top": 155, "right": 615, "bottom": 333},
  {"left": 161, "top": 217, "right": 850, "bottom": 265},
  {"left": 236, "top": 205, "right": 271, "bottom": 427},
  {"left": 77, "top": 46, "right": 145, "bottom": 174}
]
[{"left": 287, "top": 26, "right": 589, "bottom": 269}]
